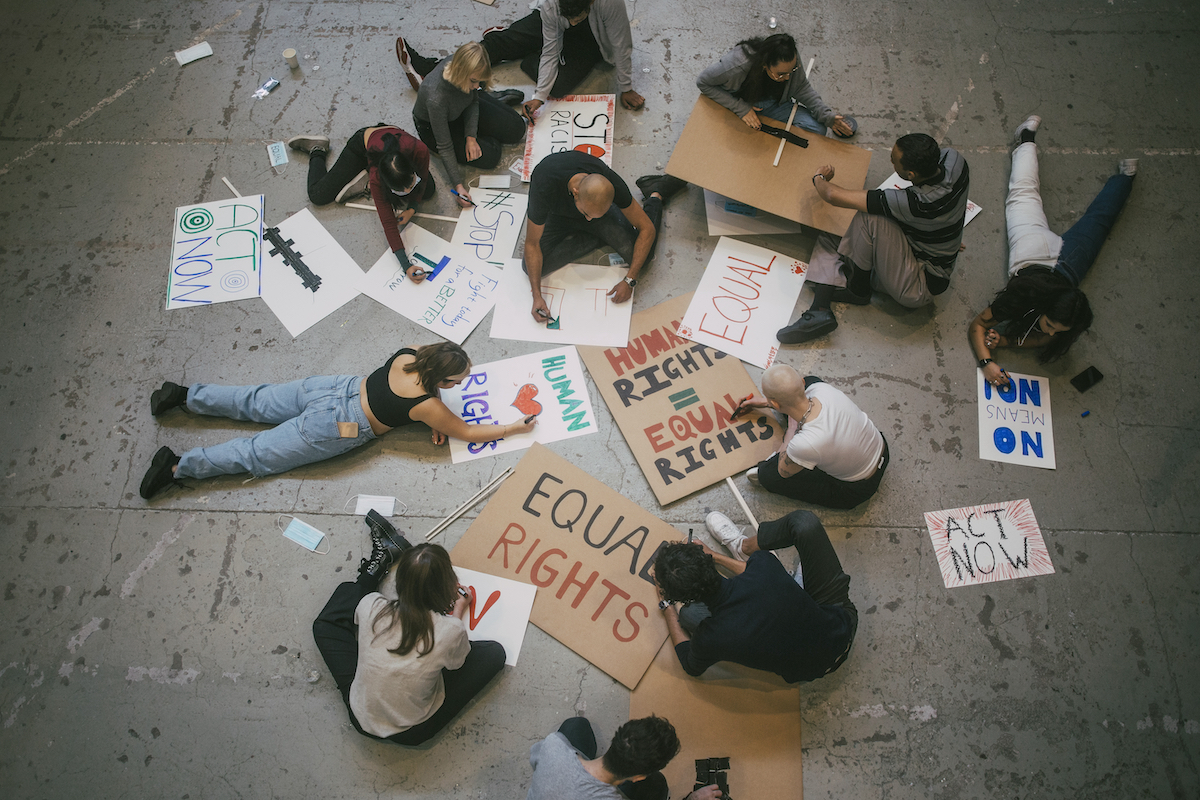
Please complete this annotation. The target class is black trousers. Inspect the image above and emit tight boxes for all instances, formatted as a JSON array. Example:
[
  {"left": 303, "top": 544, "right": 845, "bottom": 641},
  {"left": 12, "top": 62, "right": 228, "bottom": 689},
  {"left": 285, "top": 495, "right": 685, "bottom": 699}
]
[
  {"left": 412, "top": 92, "right": 527, "bottom": 174},
  {"left": 312, "top": 578, "right": 505, "bottom": 746},
  {"left": 482, "top": 11, "right": 604, "bottom": 97},
  {"left": 556, "top": 717, "right": 669, "bottom": 800},
  {"left": 531, "top": 197, "right": 663, "bottom": 276},
  {"left": 305, "top": 126, "right": 436, "bottom": 206}
]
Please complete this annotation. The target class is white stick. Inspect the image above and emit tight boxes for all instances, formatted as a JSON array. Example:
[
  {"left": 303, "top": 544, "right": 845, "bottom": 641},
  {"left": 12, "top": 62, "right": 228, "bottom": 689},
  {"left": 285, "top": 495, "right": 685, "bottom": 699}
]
[
  {"left": 221, "top": 176, "right": 242, "bottom": 197},
  {"left": 425, "top": 467, "right": 515, "bottom": 541},
  {"left": 345, "top": 202, "right": 459, "bottom": 222},
  {"left": 805, "top": 57, "right": 815, "bottom": 78},
  {"left": 773, "top": 100, "right": 799, "bottom": 167},
  {"left": 725, "top": 476, "right": 759, "bottom": 530}
]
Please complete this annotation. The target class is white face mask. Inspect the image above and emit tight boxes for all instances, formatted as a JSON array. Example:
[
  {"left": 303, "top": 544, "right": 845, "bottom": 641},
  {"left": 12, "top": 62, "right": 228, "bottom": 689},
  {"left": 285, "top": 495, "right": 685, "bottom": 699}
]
[
  {"left": 277, "top": 515, "right": 330, "bottom": 554},
  {"left": 391, "top": 175, "right": 420, "bottom": 197},
  {"left": 343, "top": 494, "right": 406, "bottom": 517}
]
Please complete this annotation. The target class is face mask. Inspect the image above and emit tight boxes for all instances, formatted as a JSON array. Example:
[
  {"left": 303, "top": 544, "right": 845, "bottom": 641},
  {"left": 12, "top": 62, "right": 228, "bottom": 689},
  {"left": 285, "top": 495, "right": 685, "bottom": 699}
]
[
  {"left": 391, "top": 175, "right": 420, "bottom": 197},
  {"left": 343, "top": 494, "right": 407, "bottom": 517},
  {"left": 277, "top": 515, "right": 330, "bottom": 554}
]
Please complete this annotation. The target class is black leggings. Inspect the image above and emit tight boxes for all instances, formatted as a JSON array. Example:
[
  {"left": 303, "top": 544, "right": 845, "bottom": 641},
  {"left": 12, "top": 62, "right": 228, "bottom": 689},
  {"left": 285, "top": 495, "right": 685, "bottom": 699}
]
[
  {"left": 305, "top": 127, "right": 435, "bottom": 206},
  {"left": 556, "top": 717, "right": 669, "bottom": 800},
  {"left": 312, "top": 578, "right": 505, "bottom": 746},
  {"left": 412, "top": 92, "right": 527, "bottom": 174},
  {"left": 481, "top": 12, "right": 604, "bottom": 97}
]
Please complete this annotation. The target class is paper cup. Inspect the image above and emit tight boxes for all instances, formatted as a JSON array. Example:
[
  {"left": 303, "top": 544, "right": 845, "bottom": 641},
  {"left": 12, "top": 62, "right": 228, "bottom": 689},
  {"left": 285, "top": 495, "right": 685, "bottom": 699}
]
[{"left": 283, "top": 48, "right": 299, "bottom": 69}]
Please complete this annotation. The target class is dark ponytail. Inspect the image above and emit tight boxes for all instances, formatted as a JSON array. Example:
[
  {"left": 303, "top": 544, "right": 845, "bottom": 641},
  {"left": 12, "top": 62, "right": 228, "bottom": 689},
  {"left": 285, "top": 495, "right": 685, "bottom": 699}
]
[{"left": 367, "top": 133, "right": 418, "bottom": 195}]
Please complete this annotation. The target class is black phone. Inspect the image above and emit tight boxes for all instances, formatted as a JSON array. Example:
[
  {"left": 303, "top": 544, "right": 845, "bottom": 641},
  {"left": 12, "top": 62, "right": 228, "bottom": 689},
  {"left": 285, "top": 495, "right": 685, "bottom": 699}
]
[{"left": 1070, "top": 366, "right": 1104, "bottom": 393}]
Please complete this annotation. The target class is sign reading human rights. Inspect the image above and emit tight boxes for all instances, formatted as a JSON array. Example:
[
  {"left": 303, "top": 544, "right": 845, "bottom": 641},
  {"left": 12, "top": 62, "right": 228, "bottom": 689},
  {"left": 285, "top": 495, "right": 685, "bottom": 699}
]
[
  {"left": 520, "top": 94, "right": 616, "bottom": 182},
  {"left": 924, "top": 499, "right": 1055, "bottom": 588},
  {"left": 578, "top": 294, "right": 782, "bottom": 505},
  {"left": 451, "top": 444, "right": 676, "bottom": 689},
  {"left": 976, "top": 369, "right": 1056, "bottom": 469}
]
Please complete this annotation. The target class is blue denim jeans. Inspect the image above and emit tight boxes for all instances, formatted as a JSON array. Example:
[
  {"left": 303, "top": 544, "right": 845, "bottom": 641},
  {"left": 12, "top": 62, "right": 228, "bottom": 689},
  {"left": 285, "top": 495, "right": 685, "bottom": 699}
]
[
  {"left": 754, "top": 97, "right": 827, "bottom": 135},
  {"left": 1054, "top": 173, "right": 1134, "bottom": 287},
  {"left": 175, "top": 376, "right": 376, "bottom": 479}
]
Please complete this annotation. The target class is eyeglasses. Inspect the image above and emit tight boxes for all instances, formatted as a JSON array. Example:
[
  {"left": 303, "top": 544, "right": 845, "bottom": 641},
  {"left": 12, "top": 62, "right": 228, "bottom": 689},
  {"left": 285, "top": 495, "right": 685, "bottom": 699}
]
[{"left": 767, "top": 65, "right": 799, "bottom": 81}]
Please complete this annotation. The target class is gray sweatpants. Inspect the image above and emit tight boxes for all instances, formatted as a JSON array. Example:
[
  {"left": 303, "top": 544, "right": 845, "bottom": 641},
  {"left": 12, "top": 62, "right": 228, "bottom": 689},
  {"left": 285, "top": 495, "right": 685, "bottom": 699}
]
[{"left": 806, "top": 211, "right": 937, "bottom": 308}]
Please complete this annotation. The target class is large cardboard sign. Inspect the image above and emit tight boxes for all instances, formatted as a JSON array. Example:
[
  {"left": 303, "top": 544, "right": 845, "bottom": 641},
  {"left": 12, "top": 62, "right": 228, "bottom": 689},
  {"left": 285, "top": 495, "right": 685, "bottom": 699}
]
[
  {"left": 578, "top": 294, "right": 783, "bottom": 505},
  {"left": 167, "top": 195, "right": 264, "bottom": 308},
  {"left": 359, "top": 224, "right": 501, "bottom": 345},
  {"left": 924, "top": 499, "right": 1055, "bottom": 588},
  {"left": 449, "top": 189, "right": 528, "bottom": 267},
  {"left": 260, "top": 209, "right": 364, "bottom": 338},
  {"left": 453, "top": 567, "right": 537, "bottom": 666},
  {"left": 489, "top": 261, "right": 633, "bottom": 347},
  {"left": 667, "top": 95, "right": 872, "bottom": 237},
  {"left": 678, "top": 237, "right": 807, "bottom": 369},
  {"left": 521, "top": 94, "right": 616, "bottom": 182},
  {"left": 450, "top": 444, "right": 674, "bottom": 689},
  {"left": 977, "top": 370, "right": 1056, "bottom": 469},
  {"left": 440, "top": 346, "right": 598, "bottom": 464},
  {"left": 631, "top": 642, "right": 804, "bottom": 799}
]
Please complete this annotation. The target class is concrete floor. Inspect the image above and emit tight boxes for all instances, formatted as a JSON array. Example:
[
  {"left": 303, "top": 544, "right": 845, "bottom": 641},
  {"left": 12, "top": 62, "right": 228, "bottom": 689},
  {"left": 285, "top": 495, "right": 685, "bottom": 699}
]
[{"left": 1, "top": 0, "right": 1198, "bottom": 798}]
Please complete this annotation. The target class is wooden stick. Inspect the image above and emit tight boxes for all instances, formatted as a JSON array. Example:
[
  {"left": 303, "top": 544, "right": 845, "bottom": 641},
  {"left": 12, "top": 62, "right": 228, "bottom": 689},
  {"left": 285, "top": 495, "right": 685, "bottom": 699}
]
[
  {"left": 772, "top": 101, "right": 799, "bottom": 167},
  {"left": 345, "top": 202, "right": 459, "bottom": 222},
  {"left": 221, "top": 176, "right": 242, "bottom": 197},
  {"left": 725, "top": 476, "right": 759, "bottom": 530},
  {"left": 425, "top": 467, "right": 515, "bottom": 541}
]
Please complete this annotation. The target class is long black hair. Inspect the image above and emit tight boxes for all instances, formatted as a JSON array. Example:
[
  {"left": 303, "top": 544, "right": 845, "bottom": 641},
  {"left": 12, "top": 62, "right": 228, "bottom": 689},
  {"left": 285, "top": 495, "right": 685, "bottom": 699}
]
[
  {"left": 990, "top": 269, "right": 1092, "bottom": 362},
  {"left": 366, "top": 132, "right": 418, "bottom": 196},
  {"left": 734, "top": 33, "right": 798, "bottom": 104},
  {"left": 370, "top": 544, "right": 459, "bottom": 657}
]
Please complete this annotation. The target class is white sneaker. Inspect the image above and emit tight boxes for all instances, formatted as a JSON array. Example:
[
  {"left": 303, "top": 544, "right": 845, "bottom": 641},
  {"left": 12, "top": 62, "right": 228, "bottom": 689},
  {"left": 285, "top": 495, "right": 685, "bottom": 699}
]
[
  {"left": 705, "top": 512, "right": 747, "bottom": 561},
  {"left": 1012, "top": 114, "right": 1041, "bottom": 145},
  {"left": 1119, "top": 158, "right": 1139, "bottom": 177},
  {"left": 746, "top": 467, "right": 759, "bottom": 486},
  {"left": 335, "top": 170, "right": 370, "bottom": 203}
]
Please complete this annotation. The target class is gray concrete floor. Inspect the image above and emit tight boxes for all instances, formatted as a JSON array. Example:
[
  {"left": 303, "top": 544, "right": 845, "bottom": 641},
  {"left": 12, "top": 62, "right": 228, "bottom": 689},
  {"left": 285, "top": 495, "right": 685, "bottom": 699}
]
[{"left": 1, "top": 0, "right": 1197, "bottom": 798}]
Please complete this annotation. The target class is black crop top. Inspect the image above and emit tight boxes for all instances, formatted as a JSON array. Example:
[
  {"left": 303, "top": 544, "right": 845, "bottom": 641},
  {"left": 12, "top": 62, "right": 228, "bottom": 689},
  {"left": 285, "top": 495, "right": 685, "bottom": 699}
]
[{"left": 364, "top": 348, "right": 435, "bottom": 428}]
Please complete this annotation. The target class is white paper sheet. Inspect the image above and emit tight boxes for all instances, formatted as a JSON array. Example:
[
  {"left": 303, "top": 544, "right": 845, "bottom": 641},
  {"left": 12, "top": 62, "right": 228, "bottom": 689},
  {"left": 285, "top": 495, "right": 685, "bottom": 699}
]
[
  {"left": 702, "top": 189, "right": 807, "bottom": 237},
  {"left": 489, "top": 261, "right": 632, "bottom": 347},
  {"left": 167, "top": 195, "right": 264, "bottom": 308},
  {"left": 453, "top": 567, "right": 537, "bottom": 666},
  {"left": 924, "top": 499, "right": 1055, "bottom": 588},
  {"left": 977, "top": 369, "right": 1056, "bottom": 469},
  {"left": 449, "top": 189, "right": 528, "bottom": 267},
  {"left": 520, "top": 95, "right": 616, "bottom": 182}
]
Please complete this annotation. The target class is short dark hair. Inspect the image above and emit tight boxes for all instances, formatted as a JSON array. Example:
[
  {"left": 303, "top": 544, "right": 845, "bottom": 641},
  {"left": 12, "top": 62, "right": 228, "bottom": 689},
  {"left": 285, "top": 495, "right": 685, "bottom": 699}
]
[
  {"left": 403, "top": 342, "right": 471, "bottom": 393},
  {"left": 895, "top": 133, "right": 942, "bottom": 177},
  {"left": 653, "top": 543, "right": 723, "bottom": 605},
  {"left": 559, "top": 0, "right": 594, "bottom": 18},
  {"left": 601, "top": 716, "right": 681, "bottom": 779}
]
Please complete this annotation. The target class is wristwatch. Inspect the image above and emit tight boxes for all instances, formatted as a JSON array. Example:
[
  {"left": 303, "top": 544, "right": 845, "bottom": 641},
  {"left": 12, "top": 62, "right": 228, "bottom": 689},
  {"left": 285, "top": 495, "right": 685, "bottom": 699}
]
[
  {"left": 658, "top": 598, "right": 674, "bottom": 611},
  {"left": 623, "top": 276, "right": 638, "bottom": 288},
  {"left": 978, "top": 358, "right": 994, "bottom": 368}
]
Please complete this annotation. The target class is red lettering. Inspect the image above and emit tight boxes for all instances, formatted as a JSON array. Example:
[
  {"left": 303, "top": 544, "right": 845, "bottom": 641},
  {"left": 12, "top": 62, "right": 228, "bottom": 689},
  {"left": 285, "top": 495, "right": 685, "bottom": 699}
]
[
  {"left": 556, "top": 561, "right": 599, "bottom": 608},
  {"left": 613, "top": 602, "right": 648, "bottom": 642},
  {"left": 467, "top": 589, "right": 501, "bottom": 631},
  {"left": 592, "top": 579, "right": 631, "bottom": 622},
  {"left": 531, "top": 549, "right": 568, "bottom": 587},
  {"left": 515, "top": 537, "right": 542, "bottom": 574},
  {"left": 697, "top": 313, "right": 747, "bottom": 344},
  {"left": 644, "top": 422, "right": 675, "bottom": 453},
  {"left": 488, "top": 523, "right": 527, "bottom": 567}
]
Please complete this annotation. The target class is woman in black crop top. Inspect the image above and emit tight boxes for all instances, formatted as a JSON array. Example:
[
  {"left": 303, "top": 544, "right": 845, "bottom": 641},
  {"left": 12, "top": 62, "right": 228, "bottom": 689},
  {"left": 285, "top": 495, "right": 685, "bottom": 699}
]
[{"left": 138, "top": 343, "right": 538, "bottom": 499}]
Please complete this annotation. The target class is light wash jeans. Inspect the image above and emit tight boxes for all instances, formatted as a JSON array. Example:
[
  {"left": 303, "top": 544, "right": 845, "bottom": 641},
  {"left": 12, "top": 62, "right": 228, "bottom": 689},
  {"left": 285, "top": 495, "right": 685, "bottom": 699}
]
[
  {"left": 1007, "top": 142, "right": 1134, "bottom": 285},
  {"left": 175, "top": 376, "right": 376, "bottom": 479},
  {"left": 754, "top": 97, "right": 827, "bottom": 135}
]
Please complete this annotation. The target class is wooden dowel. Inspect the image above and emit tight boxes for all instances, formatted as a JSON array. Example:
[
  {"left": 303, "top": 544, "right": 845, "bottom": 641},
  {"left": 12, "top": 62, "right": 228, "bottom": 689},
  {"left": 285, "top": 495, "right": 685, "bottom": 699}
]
[
  {"left": 424, "top": 467, "right": 515, "bottom": 541},
  {"left": 725, "top": 476, "right": 759, "bottom": 530}
]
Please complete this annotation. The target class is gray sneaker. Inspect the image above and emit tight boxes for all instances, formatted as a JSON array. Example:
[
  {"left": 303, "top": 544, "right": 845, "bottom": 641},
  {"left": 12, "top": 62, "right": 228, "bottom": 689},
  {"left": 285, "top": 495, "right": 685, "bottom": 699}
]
[
  {"left": 1012, "top": 114, "right": 1041, "bottom": 145},
  {"left": 286, "top": 134, "right": 331, "bottom": 155},
  {"left": 335, "top": 170, "right": 370, "bottom": 203},
  {"left": 1119, "top": 158, "right": 1139, "bottom": 177},
  {"left": 706, "top": 512, "right": 748, "bottom": 561}
]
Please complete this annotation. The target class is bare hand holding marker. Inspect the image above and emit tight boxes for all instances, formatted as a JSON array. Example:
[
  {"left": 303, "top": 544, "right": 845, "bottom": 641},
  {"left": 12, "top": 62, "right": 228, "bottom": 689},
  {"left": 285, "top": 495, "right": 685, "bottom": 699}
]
[
  {"left": 729, "top": 393, "right": 756, "bottom": 419},
  {"left": 452, "top": 186, "right": 474, "bottom": 207},
  {"left": 406, "top": 265, "right": 428, "bottom": 283},
  {"left": 531, "top": 294, "right": 552, "bottom": 323},
  {"left": 511, "top": 414, "right": 538, "bottom": 435},
  {"left": 451, "top": 586, "right": 472, "bottom": 618},
  {"left": 396, "top": 208, "right": 415, "bottom": 226},
  {"left": 523, "top": 99, "right": 543, "bottom": 119},
  {"left": 607, "top": 279, "right": 633, "bottom": 304}
]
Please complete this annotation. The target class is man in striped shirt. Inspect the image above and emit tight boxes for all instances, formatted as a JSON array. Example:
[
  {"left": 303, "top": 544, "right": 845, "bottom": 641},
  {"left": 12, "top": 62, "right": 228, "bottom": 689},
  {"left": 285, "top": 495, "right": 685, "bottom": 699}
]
[{"left": 778, "top": 133, "right": 970, "bottom": 343}]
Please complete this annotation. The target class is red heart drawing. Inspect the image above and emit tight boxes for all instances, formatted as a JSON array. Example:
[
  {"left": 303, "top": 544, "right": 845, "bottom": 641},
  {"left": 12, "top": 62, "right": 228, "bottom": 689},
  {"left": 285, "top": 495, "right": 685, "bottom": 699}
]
[
  {"left": 467, "top": 588, "right": 501, "bottom": 631},
  {"left": 512, "top": 383, "right": 543, "bottom": 417}
]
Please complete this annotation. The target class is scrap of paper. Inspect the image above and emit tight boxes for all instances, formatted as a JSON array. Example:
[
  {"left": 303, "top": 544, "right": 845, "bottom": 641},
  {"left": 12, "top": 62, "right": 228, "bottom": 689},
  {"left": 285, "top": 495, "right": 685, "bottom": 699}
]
[
  {"left": 924, "top": 499, "right": 1055, "bottom": 588},
  {"left": 174, "top": 42, "right": 214, "bottom": 66},
  {"left": 490, "top": 261, "right": 632, "bottom": 347},
  {"left": 702, "top": 189, "right": 806, "bottom": 237},
  {"left": 977, "top": 369, "right": 1056, "bottom": 469},
  {"left": 167, "top": 195, "right": 264, "bottom": 308}
]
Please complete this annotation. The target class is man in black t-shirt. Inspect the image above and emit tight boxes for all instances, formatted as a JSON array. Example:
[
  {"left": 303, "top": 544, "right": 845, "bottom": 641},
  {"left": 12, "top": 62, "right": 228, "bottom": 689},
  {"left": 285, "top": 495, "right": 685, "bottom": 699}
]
[
  {"left": 523, "top": 151, "right": 685, "bottom": 322},
  {"left": 652, "top": 510, "right": 857, "bottom": 684}
]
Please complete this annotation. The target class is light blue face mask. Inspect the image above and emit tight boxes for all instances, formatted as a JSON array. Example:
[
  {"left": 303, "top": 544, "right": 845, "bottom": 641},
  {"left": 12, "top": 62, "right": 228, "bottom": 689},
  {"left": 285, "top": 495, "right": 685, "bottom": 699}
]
[{"left": 277, "top": 515, "right": 330, "bottom": 554}]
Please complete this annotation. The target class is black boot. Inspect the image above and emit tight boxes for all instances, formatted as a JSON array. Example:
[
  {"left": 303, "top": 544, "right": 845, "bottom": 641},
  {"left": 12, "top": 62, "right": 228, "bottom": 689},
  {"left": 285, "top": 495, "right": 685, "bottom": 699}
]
[
  {"left": 358, "top": 526, "right": 403, "bottom": 585},
  {"left": 365, "top": 510, "right": 413, "bottom": 552},
  {"left": 150, "top": 382, "right": 188, "bottom": 416}
]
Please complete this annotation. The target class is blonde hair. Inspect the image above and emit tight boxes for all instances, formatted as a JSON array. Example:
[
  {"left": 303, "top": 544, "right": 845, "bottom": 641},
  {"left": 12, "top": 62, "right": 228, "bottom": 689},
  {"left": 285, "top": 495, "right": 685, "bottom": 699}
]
[{"left": 444, "top": 42, "right": 491, "bottom": 93}]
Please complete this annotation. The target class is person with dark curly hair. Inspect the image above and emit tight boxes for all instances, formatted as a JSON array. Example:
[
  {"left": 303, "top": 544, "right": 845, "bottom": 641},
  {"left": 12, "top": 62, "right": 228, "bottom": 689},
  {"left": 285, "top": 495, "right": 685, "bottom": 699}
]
[
  {"left": 970, "top": 115, "right": 1136, "bottom": 390},
  {"left": 652, "top": 510, "right": 857, "bottom": 684}
]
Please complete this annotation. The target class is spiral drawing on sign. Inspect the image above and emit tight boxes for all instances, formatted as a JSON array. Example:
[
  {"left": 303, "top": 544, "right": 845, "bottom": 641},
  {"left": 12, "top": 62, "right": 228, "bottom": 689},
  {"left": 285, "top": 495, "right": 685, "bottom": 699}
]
[
  {"left": 220, "top": 270, "right": 249, "bottom": 293},
  {"left": 180, "top": 208, "right": 214, "bottom": 234}
]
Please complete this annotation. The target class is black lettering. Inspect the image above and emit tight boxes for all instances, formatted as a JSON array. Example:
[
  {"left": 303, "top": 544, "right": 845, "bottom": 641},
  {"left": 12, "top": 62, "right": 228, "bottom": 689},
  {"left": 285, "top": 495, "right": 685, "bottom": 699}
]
[
  {"left": 522, "top": 473, "right": 564, "bottom": 517},
  {"left": 614, "top": 378, "right": 642, "bottom": 408},
  {"left": 654, "top": 457, "right": 685, "bottom": 485},
  {"left": 550, "top": 489, "right": 588, "bottom": 532}
]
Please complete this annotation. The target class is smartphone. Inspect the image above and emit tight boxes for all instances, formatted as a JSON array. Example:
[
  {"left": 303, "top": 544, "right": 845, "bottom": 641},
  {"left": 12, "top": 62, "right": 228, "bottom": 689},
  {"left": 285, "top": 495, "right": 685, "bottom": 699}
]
[{"left": 1070, "top": 366, "right": 1104, "bottom": 393}]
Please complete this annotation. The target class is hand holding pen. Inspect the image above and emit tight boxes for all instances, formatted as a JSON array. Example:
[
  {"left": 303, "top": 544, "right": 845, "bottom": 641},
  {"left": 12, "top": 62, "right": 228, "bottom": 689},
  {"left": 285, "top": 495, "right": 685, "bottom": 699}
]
[{"left": 730, "top": 394, "right": 765, "bottom": 420}]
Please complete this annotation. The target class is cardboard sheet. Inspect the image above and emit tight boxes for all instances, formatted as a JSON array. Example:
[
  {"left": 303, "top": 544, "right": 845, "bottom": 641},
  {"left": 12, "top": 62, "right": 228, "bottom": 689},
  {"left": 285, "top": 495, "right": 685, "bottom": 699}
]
[
  {"left": 167, "top": 195, "right": 264, "bottom": 308},
  {"left": 677, "top": 236, "right": 807, "bottom": 369},
  {"left": 977, "top": 370, "right": 1056, "bottom": 469},
  {"left": 578, "top": 294, "right": 783, "bottom": 505},
  {"left": 449, "top": 188, "right": 528, "bottom": 267},
  {"left": 703, "top": 189, "right": 807, "bottom": 237},
  {"left": 924, "top": 498, "right": 1055, "bottom": 588},
  {"left": 666, "top": 95, "right": 871, "bottom": 237},
  {"left": 260, "top": 208, "right": 363, "bottom": 338},
  {"left": 440, "top": 346, "right": 598, "bottom": 463},
  {"left": 450, "top": 444, "right": 675, "bottom": 689},
  {"left": 489, "top": 261, "right": 633, "bottom": 347},
  {"left": 521, "top": 94, "right": 616, "bottom": 182},
  {"left": 630, "top": 641, "right": 804, "bottom": 799},
  {"left": 358, "top": 224, "right": 502, "bottom": 345}
]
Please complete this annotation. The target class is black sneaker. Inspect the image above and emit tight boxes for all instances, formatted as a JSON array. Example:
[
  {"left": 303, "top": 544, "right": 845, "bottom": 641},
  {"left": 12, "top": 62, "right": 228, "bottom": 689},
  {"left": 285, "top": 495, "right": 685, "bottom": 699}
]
[
  {"left": 139, "top": 446, "right": 180, "bottom": 499},
  {"left": 635, "top": 174, "right": 687, "bottom": 204},
  {"left": 150, "top": 381, "right": 188, "bottom": 416},
  {"left": 777, "top": 308, "right": 838, "bottom": 344},
  {"left": 365, "top": 509, "right": 413, "bottom": 552}
]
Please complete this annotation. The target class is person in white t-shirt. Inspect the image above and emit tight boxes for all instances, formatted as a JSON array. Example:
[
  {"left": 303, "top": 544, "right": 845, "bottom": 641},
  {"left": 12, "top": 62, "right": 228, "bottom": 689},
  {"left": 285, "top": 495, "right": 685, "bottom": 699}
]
[{"left": 735, "top": 364, "right": 888, "bottom": 509}]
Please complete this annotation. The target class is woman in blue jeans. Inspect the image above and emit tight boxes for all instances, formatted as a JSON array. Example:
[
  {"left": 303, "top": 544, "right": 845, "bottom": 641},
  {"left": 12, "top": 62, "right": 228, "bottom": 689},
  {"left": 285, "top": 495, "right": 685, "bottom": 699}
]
[
  {"left": 969, "top": 115, "right": 1138, "bottom": 390},
  {"left": 139, "top": 342, "right": 537, "bottom": 499}
]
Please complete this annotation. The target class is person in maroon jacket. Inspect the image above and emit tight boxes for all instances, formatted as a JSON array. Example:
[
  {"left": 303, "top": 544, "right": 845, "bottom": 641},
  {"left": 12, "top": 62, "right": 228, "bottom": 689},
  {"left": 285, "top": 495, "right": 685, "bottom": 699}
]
[{"left": 288, "top": 126, "right": 435, "bottom": 282}]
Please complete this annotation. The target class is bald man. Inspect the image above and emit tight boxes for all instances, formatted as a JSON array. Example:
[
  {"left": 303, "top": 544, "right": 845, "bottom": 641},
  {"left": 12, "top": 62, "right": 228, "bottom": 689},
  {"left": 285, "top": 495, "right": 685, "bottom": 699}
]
[
  {"left": 733, "top": 364, "right": 888, "bottom": 509},
  {"left": 524, "top": 150, "right": 685, "bottom": 321}
]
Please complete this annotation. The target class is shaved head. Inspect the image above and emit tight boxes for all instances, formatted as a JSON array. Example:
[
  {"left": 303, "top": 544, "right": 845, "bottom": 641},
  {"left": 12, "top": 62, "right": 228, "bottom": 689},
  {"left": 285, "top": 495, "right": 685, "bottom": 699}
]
[
  {"left": 577, "top": 173, "right": 615, "bottom": 217},
  {"left": 761, "top": 363, "right": 804, "bottom": 402}
]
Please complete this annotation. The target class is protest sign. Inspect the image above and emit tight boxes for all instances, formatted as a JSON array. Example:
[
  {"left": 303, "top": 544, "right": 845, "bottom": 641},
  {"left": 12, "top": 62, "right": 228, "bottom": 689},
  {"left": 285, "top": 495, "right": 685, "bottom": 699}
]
[
  {"left": 878, "top": 172, "right": 982, "bottom": 226},
  {"left": 489, "top": 261, "right": 633, "bottom": 347},
  {"left": 449, "top": 189, "right": 528, "bottom": 267},
  {"left": 924, "top": 498, "right": 1055, "bottom": 588},
  {"left": 977, "top": 369, "right": 1056, "bottom": 469},
  {"left": 678, "top": 237, "right": 807, "bottom": 369},
  {"left": 450, "top": 443, "right": 675, "bottom": 689},
  {"left": 167, "top": 195, "right": 264, "bottom": 308},
  {"left": 452, "top": 567, "right": 537, "bottom": 666},
  {"left": 259, "top": 209, "right": 363, "bottom": 338},
  {"left": 440, "top": 346, "right": 598, "bottom": 464},
  {"left": 359, "top": 224, "right": 501, "bottom": 345},
  {"left": 521, "top": 94, "right": 616, "bottom": 182},
  {"left": 578, "top": 294, "right": 782, "bottom": 505}
]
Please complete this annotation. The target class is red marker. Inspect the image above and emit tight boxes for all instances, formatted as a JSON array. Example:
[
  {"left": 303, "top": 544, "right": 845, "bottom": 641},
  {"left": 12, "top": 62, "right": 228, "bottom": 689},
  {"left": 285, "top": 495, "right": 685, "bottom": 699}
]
[{"left": 730, "top": 394, "right": 755, "bottom": 419}]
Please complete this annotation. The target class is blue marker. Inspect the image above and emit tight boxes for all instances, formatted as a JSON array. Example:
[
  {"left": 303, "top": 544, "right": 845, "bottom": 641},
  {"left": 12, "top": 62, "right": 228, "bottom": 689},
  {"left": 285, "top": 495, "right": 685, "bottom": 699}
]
[{"left": 451, "top": 188, "right": 475, "bottom": 206}]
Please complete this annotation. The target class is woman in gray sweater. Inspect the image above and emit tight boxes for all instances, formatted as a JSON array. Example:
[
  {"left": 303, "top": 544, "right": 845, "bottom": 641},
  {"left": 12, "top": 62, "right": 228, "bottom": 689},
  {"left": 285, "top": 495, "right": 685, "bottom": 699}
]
[
  {"left": 697, "top": 33, "right": 855, "bottom": 138},
  {"left": 411, "top": 42, "right": 526, "bottom": 207}
]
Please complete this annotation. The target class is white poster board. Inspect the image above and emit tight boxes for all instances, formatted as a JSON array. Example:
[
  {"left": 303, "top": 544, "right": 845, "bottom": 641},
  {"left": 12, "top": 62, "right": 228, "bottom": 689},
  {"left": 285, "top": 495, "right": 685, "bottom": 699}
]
[
  {"left": 924, "top": 499, "right": 1055, "bottom": 588},
  {"left": 677, "top": 237, "right": 807, "bottom": 369},
  {"left": 878, "top": 172, "right": 982, "bottom": 226},
  {"left": 520, "top": 94, "right": 616, "bottom": 182},
  {"left": 260, "top": 209, "right": 364, "bottom": 338},
  {"left": 450, "top": 189, "right": 528, "bottom": 267},
  {"left": 977, "top": 369, "right": 1056, "bottom": 469},
  {"left": 489, "top": 261, "right": 632, "bottom": 347},
  {"left": 702, "top": 189, "right": 806, "bottom": 237},
  {"left": 359, "top": 224, "right": 501, "bottom": 345},
  {"left": 453, "top": 567, "right": 537, "bottom": 666},
  {"left": 167, "top": 195, "right": 264, "bottom": 308},
  {"left": 441, "top": 346, "right": 598, "bottom": 463}
]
